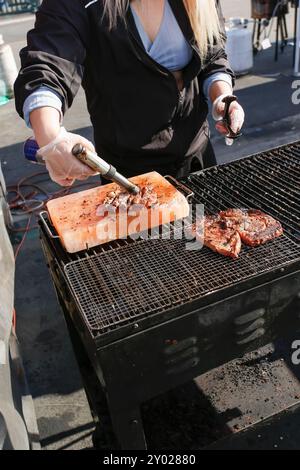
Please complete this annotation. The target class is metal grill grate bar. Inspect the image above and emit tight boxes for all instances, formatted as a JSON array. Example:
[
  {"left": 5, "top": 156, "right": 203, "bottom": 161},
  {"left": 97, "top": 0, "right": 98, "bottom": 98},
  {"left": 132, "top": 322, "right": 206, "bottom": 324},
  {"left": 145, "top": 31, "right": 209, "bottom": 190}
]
[
  {"left": 201, "top": 171, "right": 300, "bottom": 238},
  {"left": 65, "top": 233, "right": 300, "bottom": 333}
]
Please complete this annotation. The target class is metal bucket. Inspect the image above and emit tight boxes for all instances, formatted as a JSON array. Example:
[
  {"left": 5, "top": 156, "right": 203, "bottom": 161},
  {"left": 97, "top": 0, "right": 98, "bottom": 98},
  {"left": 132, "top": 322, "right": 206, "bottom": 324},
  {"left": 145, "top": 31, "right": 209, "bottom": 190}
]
[{"left": 251, "top": 0, "right": 288, "bottom": 20}]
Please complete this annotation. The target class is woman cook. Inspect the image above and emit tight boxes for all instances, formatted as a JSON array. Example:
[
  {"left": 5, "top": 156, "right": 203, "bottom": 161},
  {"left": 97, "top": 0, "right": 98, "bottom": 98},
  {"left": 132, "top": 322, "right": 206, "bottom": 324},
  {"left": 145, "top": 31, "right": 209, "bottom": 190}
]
[{"left": 15, "top": 0, "right": 244, "bottom": 186}]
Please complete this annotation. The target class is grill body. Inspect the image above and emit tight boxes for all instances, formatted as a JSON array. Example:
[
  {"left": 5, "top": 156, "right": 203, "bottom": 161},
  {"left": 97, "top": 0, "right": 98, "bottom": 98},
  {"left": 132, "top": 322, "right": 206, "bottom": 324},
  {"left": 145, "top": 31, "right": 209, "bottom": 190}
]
[
  {"left": 97, "top": 273, "right": 300, "bottom": 401},
  {"left": 40, "top": 141, "right": 300, "bottom": 449}
]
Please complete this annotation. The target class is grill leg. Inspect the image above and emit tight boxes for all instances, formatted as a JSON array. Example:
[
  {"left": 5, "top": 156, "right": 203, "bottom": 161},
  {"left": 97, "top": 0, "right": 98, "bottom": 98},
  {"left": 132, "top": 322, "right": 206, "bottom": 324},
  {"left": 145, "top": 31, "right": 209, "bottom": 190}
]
[
  {"left": 47, "top": 260, "right": 146, "bottom": 450},
  {"left": 109, "top": 406, "right": 147, "bottom": 450},
  {"left": 53, "top": 287, "right": 117, "bottom": 448}
]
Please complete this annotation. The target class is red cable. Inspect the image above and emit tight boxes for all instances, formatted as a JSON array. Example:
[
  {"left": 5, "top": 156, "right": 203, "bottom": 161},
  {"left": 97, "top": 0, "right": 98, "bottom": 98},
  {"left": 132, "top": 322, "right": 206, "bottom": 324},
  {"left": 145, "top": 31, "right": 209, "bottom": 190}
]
[
  {"left": 8, "top": 171, "right": 99, "bottom": 256},
  {"left": 14, "top": 213, "right": 32, "bottom": 260},
  {"left": 12, "top": 308, "right": 16, "bottom": 330},
  {"left": 9, "top": 173, "right": 99, "bottom": 322}
]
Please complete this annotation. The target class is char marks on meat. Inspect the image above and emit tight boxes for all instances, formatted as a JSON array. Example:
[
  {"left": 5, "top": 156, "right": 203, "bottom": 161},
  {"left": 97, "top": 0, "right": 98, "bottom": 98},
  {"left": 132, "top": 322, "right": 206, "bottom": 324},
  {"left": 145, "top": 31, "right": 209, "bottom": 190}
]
[
  {"left": 102, "top": 184, "right": 158, "bottom": 211},
  {"left": 192, "top": 209, "right": 283, "bottom": 259},
  {"left": 193, "top": 215, "right": 242, "bottom": 259},
  {"left": 220, "top": 208, "right": 283, "bottom": 247}
]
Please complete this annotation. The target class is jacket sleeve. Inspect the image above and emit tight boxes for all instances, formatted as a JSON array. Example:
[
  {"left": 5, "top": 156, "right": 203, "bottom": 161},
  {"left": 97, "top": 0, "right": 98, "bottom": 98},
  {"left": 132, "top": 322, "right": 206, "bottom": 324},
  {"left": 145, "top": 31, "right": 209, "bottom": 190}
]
[
  {"left": 199, "top": 0, "right": 235, "bottom": 87},
  {"left": 14, "top": 0, "right": 90, "bottom": 119}
]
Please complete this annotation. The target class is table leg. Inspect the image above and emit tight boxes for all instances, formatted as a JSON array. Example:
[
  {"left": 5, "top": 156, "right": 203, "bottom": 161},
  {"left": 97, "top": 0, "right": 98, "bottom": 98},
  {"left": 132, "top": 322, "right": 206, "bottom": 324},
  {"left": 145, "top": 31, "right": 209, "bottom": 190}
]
[
  {"left": 275, "top": 16, "right": 280, "bottom": 61},
  {"left": 280, "top": 16, "right": 286, "bottom": 52},
  {"left": 283, "top": 12, "right": 288, "bottom": 39},
  {"left": 257, "top": 18, "right": 262, "bottom": 46},
  {"left": 294, "top": 5, "right": 298, "bottom": 66},
  {"left": 253, "top": 19, "right": 257, "bottom": 50}
]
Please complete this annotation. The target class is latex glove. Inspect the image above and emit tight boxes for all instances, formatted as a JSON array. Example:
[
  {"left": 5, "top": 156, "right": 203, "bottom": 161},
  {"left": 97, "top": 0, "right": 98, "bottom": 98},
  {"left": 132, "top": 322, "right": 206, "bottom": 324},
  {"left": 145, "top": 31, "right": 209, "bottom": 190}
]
[
  {"left": 212, "top": 94, "right": 245, "bottom": 136},
  {"left": 37, "top": 127, "right": 98, "bottom": 186}
]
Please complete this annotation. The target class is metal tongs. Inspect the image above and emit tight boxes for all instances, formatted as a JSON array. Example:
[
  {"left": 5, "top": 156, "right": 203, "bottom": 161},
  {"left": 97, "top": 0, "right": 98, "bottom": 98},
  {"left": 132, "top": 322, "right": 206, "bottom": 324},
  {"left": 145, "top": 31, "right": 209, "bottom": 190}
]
[
  {"left": 221, "top": 95, "right": 242, "bottom": 146},
  {"left": 72, "top": 144, "right": 140, "bottom": 195}
]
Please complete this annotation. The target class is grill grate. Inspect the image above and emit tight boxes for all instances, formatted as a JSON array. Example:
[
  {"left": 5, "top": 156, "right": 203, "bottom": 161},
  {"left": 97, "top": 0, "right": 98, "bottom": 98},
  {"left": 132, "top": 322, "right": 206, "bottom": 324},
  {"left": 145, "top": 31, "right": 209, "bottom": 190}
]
[
  {"left": 65, "top": 233, "right": 300, "bottom": 334},
  {"left": 186, "top": 144, "right": 300, "bottom": 244},
  {"left": 62, "top": 142, "right": 300, "bottom": 335}
]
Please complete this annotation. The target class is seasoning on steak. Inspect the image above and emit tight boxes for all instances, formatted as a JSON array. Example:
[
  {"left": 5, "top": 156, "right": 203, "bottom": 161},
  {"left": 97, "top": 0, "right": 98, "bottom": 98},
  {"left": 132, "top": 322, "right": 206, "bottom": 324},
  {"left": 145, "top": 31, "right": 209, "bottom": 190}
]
[
  {"left": 220, "top": 208, "right": 283, "bottom": 247},
  {"left": 102, "top": 184, "right": 158, "bottom": 211},
  {"left": 193, "top": 215, "right": 242, "bottom": 259},
  {"left": 205, "top": 215, "right": 243, "bottom": 258},
  {"left": 191, "top": 208, "right": 283, "bottom": 259}
]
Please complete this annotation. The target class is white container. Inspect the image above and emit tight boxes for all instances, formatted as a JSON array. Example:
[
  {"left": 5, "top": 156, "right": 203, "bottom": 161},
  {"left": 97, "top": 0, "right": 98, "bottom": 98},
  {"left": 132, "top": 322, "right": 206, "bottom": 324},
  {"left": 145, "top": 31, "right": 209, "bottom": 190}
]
[
  {"left": 0, "top": 79, "right": 6, "bottom": 97},
  {"left": 0, "top": 34, "right": 18, "bottom": 99},
  {"left": 225, "top": 18, "right": 253, "bottom": 75}
]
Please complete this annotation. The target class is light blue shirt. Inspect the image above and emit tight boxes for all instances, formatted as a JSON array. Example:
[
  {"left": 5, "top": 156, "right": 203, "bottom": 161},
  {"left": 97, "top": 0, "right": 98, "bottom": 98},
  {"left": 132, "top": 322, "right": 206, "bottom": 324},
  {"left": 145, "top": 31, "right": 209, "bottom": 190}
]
[
  {"left": 130, "top": 0, "right": 193, "bottom": 72},
  {"left": 23, "top": 86, "right": 63, "bottom": 128},
  {"left": 23, "top": 0, "right": 232, "bottom": 128}
]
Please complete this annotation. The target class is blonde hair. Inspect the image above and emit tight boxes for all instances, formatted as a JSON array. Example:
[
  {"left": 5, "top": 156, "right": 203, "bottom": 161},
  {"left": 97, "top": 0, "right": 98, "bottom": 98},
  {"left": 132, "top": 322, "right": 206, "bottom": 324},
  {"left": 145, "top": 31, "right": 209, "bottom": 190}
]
[
  {"left": 103, "top": 0, "right": 223, "bottom": 61},
  {"left": 183, "top": 0, "right": 223, "bottom": 59}
]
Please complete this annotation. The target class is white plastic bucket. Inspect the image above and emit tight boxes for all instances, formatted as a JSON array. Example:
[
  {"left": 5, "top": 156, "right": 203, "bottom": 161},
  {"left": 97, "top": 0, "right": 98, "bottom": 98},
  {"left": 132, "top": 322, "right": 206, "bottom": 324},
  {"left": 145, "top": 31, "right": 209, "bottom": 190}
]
[
  {"left": 225, "top": 18, "right": 254, "bottom": 75},
  {"left": 0, "top": 35, "right": 18, "bottom": 99}
]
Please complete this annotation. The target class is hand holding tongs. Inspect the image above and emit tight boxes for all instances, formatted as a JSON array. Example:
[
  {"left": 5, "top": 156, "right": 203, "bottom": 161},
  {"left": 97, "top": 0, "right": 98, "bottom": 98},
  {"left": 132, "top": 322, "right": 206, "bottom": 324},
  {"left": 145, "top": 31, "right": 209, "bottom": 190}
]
[
  {"left": 221, "top": 95, "right": 243, "bottom": 146},
  {"left": 23, "top": 137, "right": 140, "bottom": 195}
]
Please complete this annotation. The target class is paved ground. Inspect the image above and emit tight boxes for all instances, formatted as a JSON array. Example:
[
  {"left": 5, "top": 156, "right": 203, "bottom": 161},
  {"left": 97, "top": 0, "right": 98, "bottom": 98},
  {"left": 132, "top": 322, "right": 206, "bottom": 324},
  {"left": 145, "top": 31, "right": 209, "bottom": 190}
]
[{"left": 1, "top": 1, "right": 300, "bottom": 450}]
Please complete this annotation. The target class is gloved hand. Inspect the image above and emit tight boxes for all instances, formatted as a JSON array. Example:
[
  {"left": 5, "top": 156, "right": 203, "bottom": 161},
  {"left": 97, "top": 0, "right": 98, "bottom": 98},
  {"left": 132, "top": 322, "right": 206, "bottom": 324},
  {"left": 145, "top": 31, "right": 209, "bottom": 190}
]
[
  {"left": 212, "top": 94, "right": 245, "bottom": 136},
  {"left": 37, "top": 127, "right": 98, "bottom": 186}
]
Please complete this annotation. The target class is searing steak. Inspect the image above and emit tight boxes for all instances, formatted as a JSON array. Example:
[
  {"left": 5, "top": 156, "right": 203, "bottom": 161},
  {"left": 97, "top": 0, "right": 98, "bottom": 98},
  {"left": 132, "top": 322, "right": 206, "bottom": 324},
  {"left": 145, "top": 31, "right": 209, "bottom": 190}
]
[
  {"left": 191, "top": 209, "right": 283, "bottom": 259},
  {"left": 220, "top": 209, "right": 283, "bottom": 247},
  {"left": 103, "top": 184, "right": 158, "bottom": 211},
  {"left": 192, "top": 215, "right": 242, "bottom": 259}
]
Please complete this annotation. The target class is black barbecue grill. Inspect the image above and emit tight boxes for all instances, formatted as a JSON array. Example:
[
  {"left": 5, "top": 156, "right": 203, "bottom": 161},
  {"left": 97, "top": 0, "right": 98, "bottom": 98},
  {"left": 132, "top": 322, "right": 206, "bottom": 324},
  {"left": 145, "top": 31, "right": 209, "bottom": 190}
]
[{"left": 39, "top": 141, "right": 300, "bottom": 450}]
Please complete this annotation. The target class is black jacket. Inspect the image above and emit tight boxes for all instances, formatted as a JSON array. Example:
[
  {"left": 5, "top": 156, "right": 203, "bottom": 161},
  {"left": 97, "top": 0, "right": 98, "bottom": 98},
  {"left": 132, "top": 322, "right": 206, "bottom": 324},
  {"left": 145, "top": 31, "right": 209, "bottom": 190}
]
[{"left": 14, "top": 0, "right": 234, "bottom": 176}]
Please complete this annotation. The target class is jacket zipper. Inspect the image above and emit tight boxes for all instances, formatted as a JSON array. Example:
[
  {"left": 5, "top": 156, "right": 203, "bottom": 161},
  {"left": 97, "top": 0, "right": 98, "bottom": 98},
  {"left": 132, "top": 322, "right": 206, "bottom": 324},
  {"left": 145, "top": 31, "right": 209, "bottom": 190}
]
[
  {"left": 128, "top": 29, "right": 180, "bottom": 99},
  {"left": 128, "top": 31, "right": 201, "bottom": 124}
]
